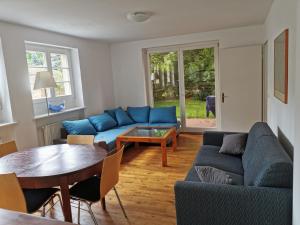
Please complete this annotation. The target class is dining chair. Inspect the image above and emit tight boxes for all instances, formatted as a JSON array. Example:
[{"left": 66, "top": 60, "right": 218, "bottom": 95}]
[
  {"left": 70, "top": 146, "right": 127, "bottom": 225},
  {"left": 0, "top": 173, "right": 62, "bottom": 216},
  {"left": 0, "top": 141, "right": 62, "bottom": 216},
  {"left": 67, "top": 135, "right": 95, "bottom": 145},
  {"left": 0, "top": 140, "right": 17, "bottom": 157}
]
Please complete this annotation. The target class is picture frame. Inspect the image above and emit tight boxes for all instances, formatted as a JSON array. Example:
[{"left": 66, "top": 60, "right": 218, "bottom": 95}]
[{"left": 274, "top": 29, "right": 289, "bottom": 104}]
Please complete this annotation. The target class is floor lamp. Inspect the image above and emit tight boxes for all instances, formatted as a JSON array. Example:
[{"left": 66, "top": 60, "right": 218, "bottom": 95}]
[{"left": 34, "top": 71, "right": 56, "bottom": 116}]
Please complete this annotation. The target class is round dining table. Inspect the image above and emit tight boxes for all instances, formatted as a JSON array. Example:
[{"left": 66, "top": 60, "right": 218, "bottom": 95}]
[{"left": 0, "top": 144, "right": 107, "bottom": 223}]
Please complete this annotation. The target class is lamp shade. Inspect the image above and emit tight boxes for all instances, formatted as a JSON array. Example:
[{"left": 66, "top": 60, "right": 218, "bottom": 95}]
[{"left": 34, "top": 71, "right": 56, "bottom": 90}]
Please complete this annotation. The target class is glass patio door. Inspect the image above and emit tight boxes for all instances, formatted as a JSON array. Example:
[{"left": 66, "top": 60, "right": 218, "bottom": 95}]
[
  {"left": 180, "top": 46, "right": 217, "bottom": 130},
  {"left": 147, "top": 43, "right": 219, "bottom": 131},
  {"left": 148, "top": 51, "right": 181, "bottom": 120}
]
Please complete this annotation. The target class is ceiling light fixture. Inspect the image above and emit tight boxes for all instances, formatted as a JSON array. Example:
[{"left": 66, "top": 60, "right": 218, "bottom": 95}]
[{"left": 126, "top": 12, "right": 152, "bottom": 22}]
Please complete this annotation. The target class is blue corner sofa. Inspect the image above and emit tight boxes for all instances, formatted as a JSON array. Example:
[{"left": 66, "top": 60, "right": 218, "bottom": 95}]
[
  {"left": 57, "top": 106, "right": 181, "bottom": 151},
  {"left": 174, "top": 122, "right": 293, "bottom": 225}
]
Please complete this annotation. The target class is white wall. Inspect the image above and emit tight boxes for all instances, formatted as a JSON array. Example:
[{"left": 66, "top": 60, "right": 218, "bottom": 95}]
[
  {"left": 110, "top": 25, "right": 265, "bottom": 108},
  {"left": 0, "top": 21, "right": 115, "bottom": 149},
  {"left": 293, "top": 0, "right": 300, "bottom": 224},
  {"left": 264, "top": 0, "right": 297, "bottom": 145}
]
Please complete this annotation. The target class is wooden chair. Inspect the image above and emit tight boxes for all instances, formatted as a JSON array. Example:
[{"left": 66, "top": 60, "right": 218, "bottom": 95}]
[
  {"left": 0, "top": 141, "right": 62, "bottom": 216},
  {"left": 0, "top": 141, "right": 17, "bottom": 158},
  {"left": 0, "top": 173, "right": 61, "bottom": 216},
  {"left": 70, "top": 146, "right": 127, "bottom": 225},
  {"left": 67, "top": 135, "right": 94, "bottom": 145}
]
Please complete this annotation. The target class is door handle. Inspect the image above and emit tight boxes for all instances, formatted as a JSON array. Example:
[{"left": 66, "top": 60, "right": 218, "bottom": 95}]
[{"left": 222, "top": 93, "right": 228, "bottom": 103}]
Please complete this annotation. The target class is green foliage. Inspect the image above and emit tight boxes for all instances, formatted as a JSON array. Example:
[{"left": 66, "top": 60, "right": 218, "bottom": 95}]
[
  {"left": 150, "top": 48, "right": 215, "bottom": 102},
  {"left": 154, "top": 99, "right": 215, "bottom": 119}
]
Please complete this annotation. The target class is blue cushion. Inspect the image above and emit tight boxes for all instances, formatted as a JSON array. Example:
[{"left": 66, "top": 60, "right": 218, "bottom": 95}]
[
  {"left": 127, "top": 106, "right": 150, "bottom": 123},
  {"left": 149, "top": 106, "right": 177, "bottom": 123},
  {"left": 115, "top": 108, "right": 134, "bottom": 126},
  {"left": 88, "top": 113, "right": 117, "bottom": 132},
  {"left": 63, "top": 119, "right": 97, "bottom": 135},
  {"left": 104, "top": 107, "right": 121, "bottom": 121},
  {"left": 150, "top": 122, "right": 180, "bottom": 130}
]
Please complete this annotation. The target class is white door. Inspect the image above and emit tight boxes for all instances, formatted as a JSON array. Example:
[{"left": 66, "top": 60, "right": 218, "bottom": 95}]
[{"left": 220, "top": 45, "right": 262, "bottom": 132}]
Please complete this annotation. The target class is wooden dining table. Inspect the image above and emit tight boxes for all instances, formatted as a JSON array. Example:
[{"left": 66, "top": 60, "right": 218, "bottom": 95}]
[{"left": 0, "top": 144, "right": 107, "bottom": 223}]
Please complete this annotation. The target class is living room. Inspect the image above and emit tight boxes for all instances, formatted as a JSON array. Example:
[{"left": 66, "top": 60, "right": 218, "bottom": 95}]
[{"left": 0, "top": 0, "right": 299, "bottom": 225}]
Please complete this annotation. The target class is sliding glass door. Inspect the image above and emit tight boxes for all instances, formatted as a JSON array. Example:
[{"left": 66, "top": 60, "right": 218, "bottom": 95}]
[
  {"left": 148, "top": 51, "right": 180, "bottom": 119},
  {"left": 181, "top": 47, "right": 217, "bottom": 129},
  {"left": 147, "top": 43, "right": 219, "bottom": 131}
]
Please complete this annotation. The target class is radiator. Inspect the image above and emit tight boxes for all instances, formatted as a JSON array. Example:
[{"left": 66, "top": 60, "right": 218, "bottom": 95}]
[{"left": 42, "top": 122, "right": 62, "bottom": 146}]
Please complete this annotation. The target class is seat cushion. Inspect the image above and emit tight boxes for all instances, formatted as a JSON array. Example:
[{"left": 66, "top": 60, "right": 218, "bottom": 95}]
[
  {"left": 127, "top": 106, "right": 150, "bottom": 123},
  {"left": 119, "top": 123, "right": 150, "bottom": 130},
  {"left": 149, "top": 106, "right": 177, "bottom": 123},
  {"left": 23, "top": 188, "right": 58, "bottom": 213},
  {"left": 185, "top": 166, "right": 244, "bottom": 185},
  {"left": 194, "top": 145, "right": 244, "bottom": 175},
  {"left": 63, "top": 119, "right": 97, "bottom": 135},
  {"left": 149, "top": 122, "right": 181, "bottom": 130},
  {"left": 88, "top": 113, "right": 117, "bottom": 132},
  {"left": 94, "top": 127, "right": 128, "bottom": 150},
  {"left": 70, "top": 176, "right": 100, "bottom": 202},
  {"left": 115, "top": 108, "right": 134, "bottom": 126}
]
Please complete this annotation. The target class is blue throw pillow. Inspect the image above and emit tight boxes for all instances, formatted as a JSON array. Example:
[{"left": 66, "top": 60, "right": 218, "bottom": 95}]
[
  {"left": 127, "top": 106, "right": 150, "bottom": 123},
  {"left": 63, "top": 119, "right": 97, "bottom": 135},
  {"left": 115, "top": 108, "right": 134, "bottom": 126},
  {"left": 149, "top": 106, "right": 177, "bottom": 123},
  {"left": 88, "top": 113, "right": 117, "bottom": 132},
  {"left": 104, "top": 107, "right": 121, "bottom": 121}
]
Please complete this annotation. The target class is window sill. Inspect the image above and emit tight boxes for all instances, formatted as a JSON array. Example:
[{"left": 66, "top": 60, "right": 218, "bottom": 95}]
[
  {"left": 0, "top": 121, "right": 18, "bottom": 128},
  {"left": 34, "top": 106, "right": 86, "bottom": 120}
]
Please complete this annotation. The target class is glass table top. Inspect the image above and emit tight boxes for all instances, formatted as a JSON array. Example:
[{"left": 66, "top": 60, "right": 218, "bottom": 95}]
[{"left": 123, "top": 127, "right": 170, "bottom": 138}]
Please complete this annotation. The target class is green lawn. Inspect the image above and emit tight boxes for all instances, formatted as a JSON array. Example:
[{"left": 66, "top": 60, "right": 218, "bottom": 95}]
[{"left": 154, "top": 99, "right": 215, "bottom": 119}]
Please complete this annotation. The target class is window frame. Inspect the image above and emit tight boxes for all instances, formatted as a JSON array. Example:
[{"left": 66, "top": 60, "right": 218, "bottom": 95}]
[{"left": 25, "top": 44, "right": 76, "bottom": 104}]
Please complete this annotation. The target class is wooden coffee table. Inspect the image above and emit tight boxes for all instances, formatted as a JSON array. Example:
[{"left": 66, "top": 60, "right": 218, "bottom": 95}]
[{"left": 116, "top": 127, "right": 177, "bottom": 167}]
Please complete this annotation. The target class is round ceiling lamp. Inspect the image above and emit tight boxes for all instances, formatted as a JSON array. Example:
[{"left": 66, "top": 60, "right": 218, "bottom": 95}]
[{"left": 126, "top": 12, "right": 152, "bottom": 22}]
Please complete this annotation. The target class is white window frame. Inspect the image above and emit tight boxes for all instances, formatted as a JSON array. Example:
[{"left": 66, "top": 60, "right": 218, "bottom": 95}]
[{"left": 25, "top": 43, "right": 76, "bottom": 104}]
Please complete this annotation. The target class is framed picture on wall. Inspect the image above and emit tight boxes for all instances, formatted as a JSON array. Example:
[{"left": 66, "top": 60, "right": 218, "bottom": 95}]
[{"left": 274, "top": 29, "right": 289, "bottom": 104}]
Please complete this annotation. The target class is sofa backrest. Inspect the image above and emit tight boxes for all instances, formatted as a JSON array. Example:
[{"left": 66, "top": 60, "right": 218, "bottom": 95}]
[{"left": 242, "top": 123, "right": 293, "bottom": 188}]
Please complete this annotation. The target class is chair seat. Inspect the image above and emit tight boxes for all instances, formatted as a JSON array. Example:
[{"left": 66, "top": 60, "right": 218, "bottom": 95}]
[
  {"left": 70, "top": 176, "right": 100, "bottom": 203},
  {"left": 23, "top": 188, "right": 59, "bottom": 213}
]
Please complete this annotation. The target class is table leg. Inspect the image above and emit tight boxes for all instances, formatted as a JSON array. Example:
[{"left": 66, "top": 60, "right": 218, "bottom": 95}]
[
  {"left": 116, "top": 139, "right": 122, "bottom": 151},
  {"left": 60, "top": 181, "right": 73, "bottom": 223},
  {"left": 161, "top": 140, "right": 167, "bottom": 167},
  {"left": 172, "top": 130, "right": 177, "bottom": 152}
]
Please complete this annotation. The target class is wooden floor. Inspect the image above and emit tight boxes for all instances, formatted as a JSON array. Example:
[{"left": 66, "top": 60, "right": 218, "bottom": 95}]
[{"left": 46, "top": 133, "right": 202, "bottom": 225}]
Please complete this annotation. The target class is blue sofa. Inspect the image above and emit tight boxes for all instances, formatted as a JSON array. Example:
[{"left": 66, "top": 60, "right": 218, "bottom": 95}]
[
  {"left": 59, "top": 106, "right": 181, "bottom": 151},
  {"left": 174, "top": 122, "right": 293, "bottom": 225}
]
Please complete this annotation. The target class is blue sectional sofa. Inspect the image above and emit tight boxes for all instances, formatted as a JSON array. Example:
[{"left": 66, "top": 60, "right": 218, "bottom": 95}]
[
  {"left": 174, "top": 122, "right": 293, "bottom": 225},
  {"left": 58, "top": 106, "right": 181, "bottom": 151}
]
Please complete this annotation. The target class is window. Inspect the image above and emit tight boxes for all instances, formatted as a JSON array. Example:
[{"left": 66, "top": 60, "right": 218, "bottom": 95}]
[{"left": 25, "top": 44, "right": 73, "bottom": 100}]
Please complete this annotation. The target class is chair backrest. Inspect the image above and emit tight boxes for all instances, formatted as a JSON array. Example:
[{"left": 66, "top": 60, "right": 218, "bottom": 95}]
[
  {"left": 0, "top": 173, "right": 27, "bottom": 213},
  {"left": 67, "top": 135, "right": 94, "bottom": 145},
  {"left": 0, "top": 141, "right": 17, "bottom": 158},
  {"left": 100, "top": 146, "right": 124, "bottom": 198}
]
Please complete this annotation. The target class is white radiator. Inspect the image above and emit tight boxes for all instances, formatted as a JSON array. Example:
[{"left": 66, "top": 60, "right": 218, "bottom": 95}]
[{"left": 42, "top": 122, "right": 62, "bottom": 146}]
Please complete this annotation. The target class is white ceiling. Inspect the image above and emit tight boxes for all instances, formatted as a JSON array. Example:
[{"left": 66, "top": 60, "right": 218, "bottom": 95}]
[{"left": 0, "top": 0, "right": 273, "bottom": 43}]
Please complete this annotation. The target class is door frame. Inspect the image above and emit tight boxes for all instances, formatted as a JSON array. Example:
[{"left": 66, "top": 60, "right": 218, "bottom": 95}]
[{"left": 145, "top": 41, "right": 221, "bottom": 132}]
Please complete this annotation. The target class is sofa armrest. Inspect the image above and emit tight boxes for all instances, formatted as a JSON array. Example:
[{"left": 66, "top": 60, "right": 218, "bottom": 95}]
[
  {"left": 174, "top": 181, "right": 292, "bottom": 225},
  {"left": 203, "top": 131, "right": 247, "bottom": 147}
]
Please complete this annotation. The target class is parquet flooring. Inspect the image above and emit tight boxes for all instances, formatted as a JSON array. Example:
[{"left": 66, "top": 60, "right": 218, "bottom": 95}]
[{"left": 46, "top": 134, "right": 202, "bottom": 225}]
